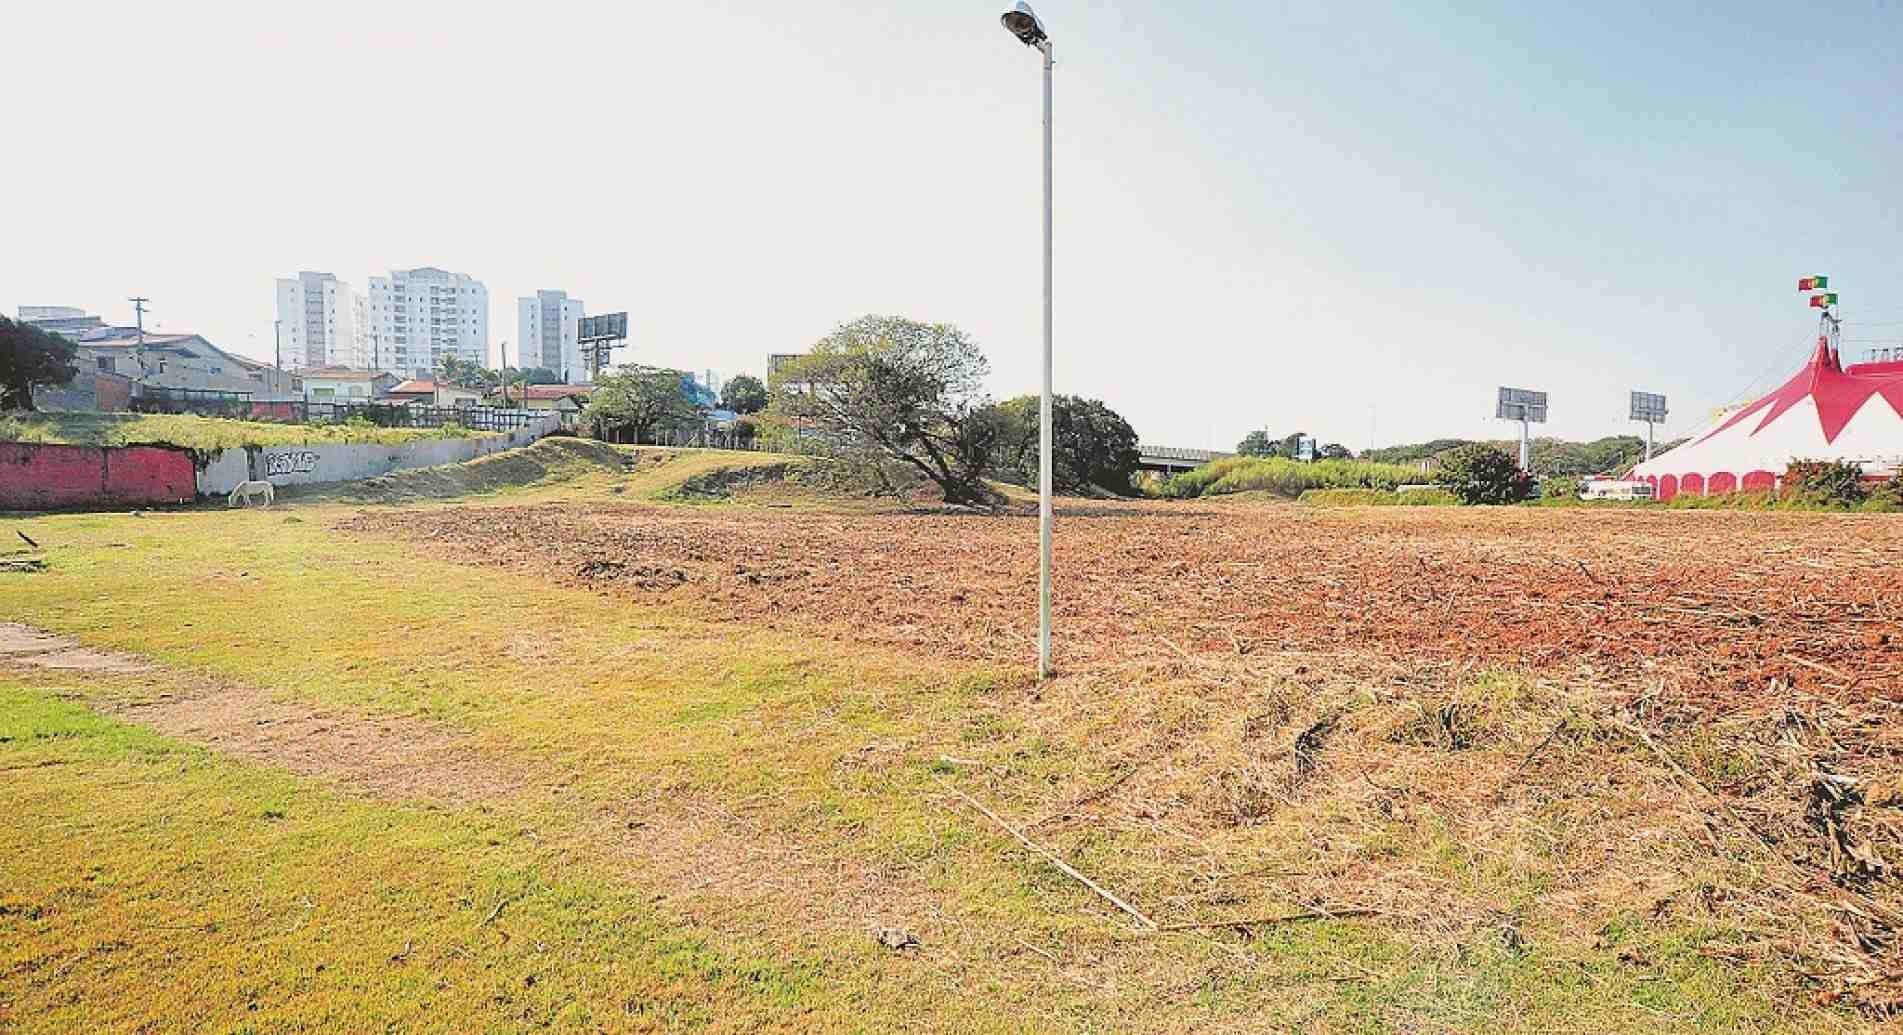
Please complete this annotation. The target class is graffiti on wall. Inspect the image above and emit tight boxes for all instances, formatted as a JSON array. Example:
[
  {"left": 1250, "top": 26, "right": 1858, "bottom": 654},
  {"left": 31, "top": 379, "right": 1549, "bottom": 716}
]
[{"left": 262, "top": 451, "right": 321, "bottom": 479}]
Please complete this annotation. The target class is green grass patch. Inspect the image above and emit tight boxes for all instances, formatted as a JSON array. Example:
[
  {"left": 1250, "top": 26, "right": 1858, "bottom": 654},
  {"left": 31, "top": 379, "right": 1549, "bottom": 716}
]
[
  {"left": 0, "top": 411, "right": 483, "bottom": 450},
  {"left": 0, "top": 683, "right": 881, "bottom": 1034},
  {"left": 1168, "top": 456, "right": 1422, "bottom": 499}
]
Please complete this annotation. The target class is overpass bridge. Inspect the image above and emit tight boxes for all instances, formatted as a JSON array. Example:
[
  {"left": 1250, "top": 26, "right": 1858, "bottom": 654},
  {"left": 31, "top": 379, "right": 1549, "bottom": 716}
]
[{"left": 1136, "top": 445, "right": 1231, "bottom": 476}]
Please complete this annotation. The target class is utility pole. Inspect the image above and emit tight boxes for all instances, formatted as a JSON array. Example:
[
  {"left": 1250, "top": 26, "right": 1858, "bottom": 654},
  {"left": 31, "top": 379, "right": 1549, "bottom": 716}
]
[
  {"left": 129, "top": 296, "right": 151, "bottom": 379},
  {"left": 273, "top": 319, "right": 282, "bottom": 371}
]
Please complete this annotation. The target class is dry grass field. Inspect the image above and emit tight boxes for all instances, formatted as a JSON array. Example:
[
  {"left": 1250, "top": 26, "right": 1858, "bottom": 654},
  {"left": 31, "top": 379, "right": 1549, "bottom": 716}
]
[{"left": 3, "top": 439, "right": 1900, "bottom": 1033}]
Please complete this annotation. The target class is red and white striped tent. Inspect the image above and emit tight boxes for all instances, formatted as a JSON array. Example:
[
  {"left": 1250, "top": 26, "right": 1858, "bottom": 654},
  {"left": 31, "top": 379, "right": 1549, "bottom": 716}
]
[{"left": 1633, "top": 341, "right": 1903, "bottom": 500}]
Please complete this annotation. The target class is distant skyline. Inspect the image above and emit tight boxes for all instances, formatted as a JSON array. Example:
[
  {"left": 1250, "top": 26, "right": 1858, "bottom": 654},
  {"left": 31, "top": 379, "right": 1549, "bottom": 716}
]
[{"left": 6, "top": 1, "right": 1900, "bottom": 451}]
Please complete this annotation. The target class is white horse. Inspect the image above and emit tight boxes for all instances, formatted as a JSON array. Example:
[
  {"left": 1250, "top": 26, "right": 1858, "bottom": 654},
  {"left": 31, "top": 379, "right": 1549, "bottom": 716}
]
[{"left": 227, "top": 480, "right": 275, "bottom": 508}]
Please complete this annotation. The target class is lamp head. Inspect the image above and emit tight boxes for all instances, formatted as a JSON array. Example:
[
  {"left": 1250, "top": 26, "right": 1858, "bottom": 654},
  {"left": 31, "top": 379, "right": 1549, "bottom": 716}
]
[{"left": 1000, "top": 2, "right": 1048, "bottom": 47}]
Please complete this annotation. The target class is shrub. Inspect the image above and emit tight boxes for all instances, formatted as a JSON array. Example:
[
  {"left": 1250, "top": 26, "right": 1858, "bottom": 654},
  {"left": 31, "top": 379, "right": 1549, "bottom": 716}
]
[
  {"left": 1299, "top": 488, "right": 1458, "bottom": 507},
  {"left": 1165, "top": 456, "right": 1419, "bottom": 499},
  {"left": 1863, "top": 476, "right": 1903, "bottom": 512},
  {"left": 1434, "top": 444, "right": 1535, "bottom": 505},
  {"left": 1540, "top": 475, "right": 1581, "bottom": 501},
  {"left": 1783, "top": 459, "right": 1868, "bottom": 508}
]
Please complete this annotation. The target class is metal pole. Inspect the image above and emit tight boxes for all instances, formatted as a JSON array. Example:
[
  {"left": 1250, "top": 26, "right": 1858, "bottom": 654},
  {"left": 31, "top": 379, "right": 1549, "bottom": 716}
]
[
  {"left": 1038, "top": 40, "right": 1054, "bottom": 680},
  {"left": 273, "top": 320, "right": 282, "bottom": 371},
  {"left": 1645, "top": 420, "right": 1654, "bottom": 462},
  {"left": 1519, "top": 415, "right": 1530, "bottom": 472}
]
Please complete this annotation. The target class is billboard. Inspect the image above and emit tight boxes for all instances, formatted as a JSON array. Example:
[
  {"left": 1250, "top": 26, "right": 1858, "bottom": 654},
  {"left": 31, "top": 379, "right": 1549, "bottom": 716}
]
[
  {"left": 1629, "top": 390, "right": 1668, "bottom": 422},
  {"left": 1296, "top": 434, "right": 1315, "bottom": 462},
  {"left": 1496, "top": 386, "right": 1548, "bottom": 423},
  {"left": 578, "top": 312, "right": 628, "bottom": 342}
]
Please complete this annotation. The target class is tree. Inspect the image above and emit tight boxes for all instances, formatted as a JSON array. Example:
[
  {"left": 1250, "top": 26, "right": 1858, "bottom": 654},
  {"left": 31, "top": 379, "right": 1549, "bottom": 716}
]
[
  {"left": 523, "top": 367, "right": 563, "bottom": 385},
  {"left": 436, "top": 354, "right": 489, "bottom": 389},
  {"left": 1319, "top": 443, "right": 1354, "bottom": 460},
  {"left": 584, "top": 365, "right": 701, "bottom": 444},
  {"left": 0, "top": 317, "right": 78, "bottom": 411},
  {"left": 721, "top": 374, "right": 768, "bottom": 415},
  {"left": 770, "top": 315, "right": 998, "bottom": 505},
  {"left": 1237, "top": 430, "right": 1278, "bottom": 457},
  {"left": 991, "top": 394, "right": 1141, "bottom": 494},
  {"left": 1435, "top": 443, "right": 1535, "bottom": 505}
]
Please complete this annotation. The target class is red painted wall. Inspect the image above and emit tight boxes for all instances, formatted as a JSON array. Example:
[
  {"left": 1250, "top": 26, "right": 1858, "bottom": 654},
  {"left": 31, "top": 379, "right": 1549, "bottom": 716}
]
[{"left": 0, "top": 443, "right": 197, "bottom": 510}]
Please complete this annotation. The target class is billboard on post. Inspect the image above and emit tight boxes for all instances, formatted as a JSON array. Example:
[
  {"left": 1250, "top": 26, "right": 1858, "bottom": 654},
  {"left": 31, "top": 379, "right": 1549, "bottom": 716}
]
[
  {"left": 1495, "top": 387, "right": 1548, "bottom": 423},
  {"left": 1296, "top": 434, "right": 1315, "bottom": 462},
  {"left": 578, "top": 312, "right": 628, "bottom": 343},
  {"left": 1629, "top": 391, "right": 1668, "bottom": 422}
]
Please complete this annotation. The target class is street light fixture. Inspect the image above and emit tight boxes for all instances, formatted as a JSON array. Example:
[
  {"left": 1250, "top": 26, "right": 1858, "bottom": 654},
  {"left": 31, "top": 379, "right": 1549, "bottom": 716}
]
[
  {"left": 999, "top": 2, "right": 1055, "bottom": 680},
  {"left": 1000, "top": 1, "right": 1047, "bottom": 46}
]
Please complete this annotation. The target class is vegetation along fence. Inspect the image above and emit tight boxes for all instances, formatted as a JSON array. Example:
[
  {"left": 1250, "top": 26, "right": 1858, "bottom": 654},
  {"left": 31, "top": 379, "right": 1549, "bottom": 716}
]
[{"left": 130, "top": 391, "right": 549, "bottom": 431}]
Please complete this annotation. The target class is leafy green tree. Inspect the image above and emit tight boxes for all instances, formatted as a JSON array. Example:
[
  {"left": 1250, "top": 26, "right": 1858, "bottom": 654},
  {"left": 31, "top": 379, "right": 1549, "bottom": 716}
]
[
  {"left": 0, "top": 317, "right": 78, "bottom": 411},
  {"left": 990, "top": 395, "right": 1141, "bottom": 494},
  {"left": 436, "top": 354, "right": 497, "bottom": 390},
  {"left": 721, "top": 374, "right": 768, "bottom": 415},
  {"left": 1319, "top": 443, "right": 1354, "bottom": 460},
  {"left": 1435, "top": 443, "right": 1535, "bottom": 505},
  {"left": 1237, "top": 430, "right": 1278, "bottom": 457},
  {"left": 770, "top": 315, "right": 998, "bottom": 505},
  {"left": 584, "top": 364, "right": 700, "bottom": 444},
  {"left": 1363, "top": 438, "right": 1473, "bottom": 465},
  {"left": 523, "top": 367, "right": 563, "bottom": 385}
]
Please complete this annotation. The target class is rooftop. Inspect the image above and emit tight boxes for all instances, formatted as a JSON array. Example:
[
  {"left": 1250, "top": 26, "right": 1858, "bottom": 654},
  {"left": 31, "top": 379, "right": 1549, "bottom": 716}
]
[
  {"left": 493, "top": 384, "right": 594, "bottom": 401},
  {"left": 301, "top": 367, "right": 389, "bottom": 382}
]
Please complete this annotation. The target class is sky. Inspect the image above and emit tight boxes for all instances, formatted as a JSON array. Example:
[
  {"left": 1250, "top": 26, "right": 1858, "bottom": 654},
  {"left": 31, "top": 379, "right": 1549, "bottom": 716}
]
[{"left": 6, "top": 0, "right": 1901, "bottom": 450}]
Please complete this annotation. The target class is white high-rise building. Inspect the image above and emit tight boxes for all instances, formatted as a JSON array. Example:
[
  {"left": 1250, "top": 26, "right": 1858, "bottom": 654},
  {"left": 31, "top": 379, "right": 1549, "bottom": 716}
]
[
  {"left": 363, "top": 267, "right": 490, "bottom": 378},
  {"left": 516, "top": 290, "right": 585, "bottom": 383},
  {"left": 274, "top": 272, "right": 365, "bottom": 371}
]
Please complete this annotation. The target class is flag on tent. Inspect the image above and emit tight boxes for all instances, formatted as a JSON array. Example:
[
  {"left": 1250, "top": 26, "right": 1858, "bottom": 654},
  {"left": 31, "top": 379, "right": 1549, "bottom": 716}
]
[
  {"left": 1799, "top": 275, "right": 1830, "bottom": 291},
  {"left": 1810, "top": 293, "right": 1840, "bottom": 308}
]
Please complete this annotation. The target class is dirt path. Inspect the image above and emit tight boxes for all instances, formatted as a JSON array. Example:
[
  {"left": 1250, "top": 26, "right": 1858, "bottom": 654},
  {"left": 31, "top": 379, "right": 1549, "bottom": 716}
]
[
  {"left": 0, "top": 624, "right": 970, "bottom": 957},
  {"left": 0, "top": 623, "right": 528, "bottom": 809}
]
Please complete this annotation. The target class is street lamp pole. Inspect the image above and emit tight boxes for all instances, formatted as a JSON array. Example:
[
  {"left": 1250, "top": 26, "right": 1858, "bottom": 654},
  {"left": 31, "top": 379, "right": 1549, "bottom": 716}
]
[{"left": 1002, "top": 2, "right": 1055, "bottom": 679}]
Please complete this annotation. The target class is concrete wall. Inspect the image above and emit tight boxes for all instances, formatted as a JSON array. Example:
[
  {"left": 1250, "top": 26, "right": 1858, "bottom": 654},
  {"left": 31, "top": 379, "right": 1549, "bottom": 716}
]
[
  {"left": 196, "top": 417, "right": 560, "bottom": 495},
  {"left": 0, "top": 443, "right": 197, "bottom": 510},
  {"left": 1, "top": 417, "right": 557, "bottom": 510}
]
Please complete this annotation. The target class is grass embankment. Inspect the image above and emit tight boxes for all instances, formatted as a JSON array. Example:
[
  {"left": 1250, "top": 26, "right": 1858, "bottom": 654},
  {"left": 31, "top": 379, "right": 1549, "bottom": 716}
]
[
  {"left": 1167, "top": 455, "right": 1421, "bottom": 499},
  {"left": 0, "top": 411, "right": 482, "bottom": 450},
  {"left": 321, "top": 437, "right": 818, "bottom": 507}
]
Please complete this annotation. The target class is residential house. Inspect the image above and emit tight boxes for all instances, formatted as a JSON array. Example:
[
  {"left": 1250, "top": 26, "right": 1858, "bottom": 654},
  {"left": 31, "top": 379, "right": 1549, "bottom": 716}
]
[
  {"left": 386, "top": 379, "right": 483, "bottom": 408},
  {"left": 302, "top": 367, "right": 398, "bottom": 402},
  {"left": 21, "top": 308, "right": 301, "bottom": 403}
]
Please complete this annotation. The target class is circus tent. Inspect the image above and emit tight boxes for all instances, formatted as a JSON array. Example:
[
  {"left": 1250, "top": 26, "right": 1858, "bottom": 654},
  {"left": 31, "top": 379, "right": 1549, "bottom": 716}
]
[{"left": 1632, "top": 340, "right": 1903, "bottom": 501}]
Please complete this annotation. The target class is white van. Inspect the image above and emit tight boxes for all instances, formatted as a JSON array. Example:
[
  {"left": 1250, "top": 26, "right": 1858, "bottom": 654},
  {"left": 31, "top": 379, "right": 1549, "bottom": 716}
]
[{"left": 1579, "top": 478, "right": 1655, "bottom": 501}]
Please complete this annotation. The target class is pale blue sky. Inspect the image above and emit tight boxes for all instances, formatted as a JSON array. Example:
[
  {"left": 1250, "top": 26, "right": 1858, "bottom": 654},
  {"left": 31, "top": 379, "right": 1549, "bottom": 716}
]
[{"left": 5, "top": 1, "right": 1898, "bottom": 448}]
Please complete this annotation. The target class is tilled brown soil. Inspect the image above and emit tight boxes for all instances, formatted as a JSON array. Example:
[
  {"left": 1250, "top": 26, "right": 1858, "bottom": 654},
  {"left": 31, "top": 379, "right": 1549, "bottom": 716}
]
[{"left": 341, "top": 501, "right": 1903, "bottom": 708}]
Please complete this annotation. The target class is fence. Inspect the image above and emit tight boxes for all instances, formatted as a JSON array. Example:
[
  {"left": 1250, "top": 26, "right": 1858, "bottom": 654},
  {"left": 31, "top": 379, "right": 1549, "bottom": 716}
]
[
  {"left": 130, "top": 392, "right": 548, "bottom": 431},
  {"left": 592, "top": 422, "right": 762, "bottom": 451}
]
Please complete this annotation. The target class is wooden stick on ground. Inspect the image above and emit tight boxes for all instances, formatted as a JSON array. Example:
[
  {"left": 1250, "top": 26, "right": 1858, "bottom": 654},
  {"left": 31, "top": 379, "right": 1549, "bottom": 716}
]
[
  {"left": 1159, "top": 907, "right": 1378, "bottom": 932},
  {"left": 935, "top": 776, "right": 1157, "bottom": 931}
]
